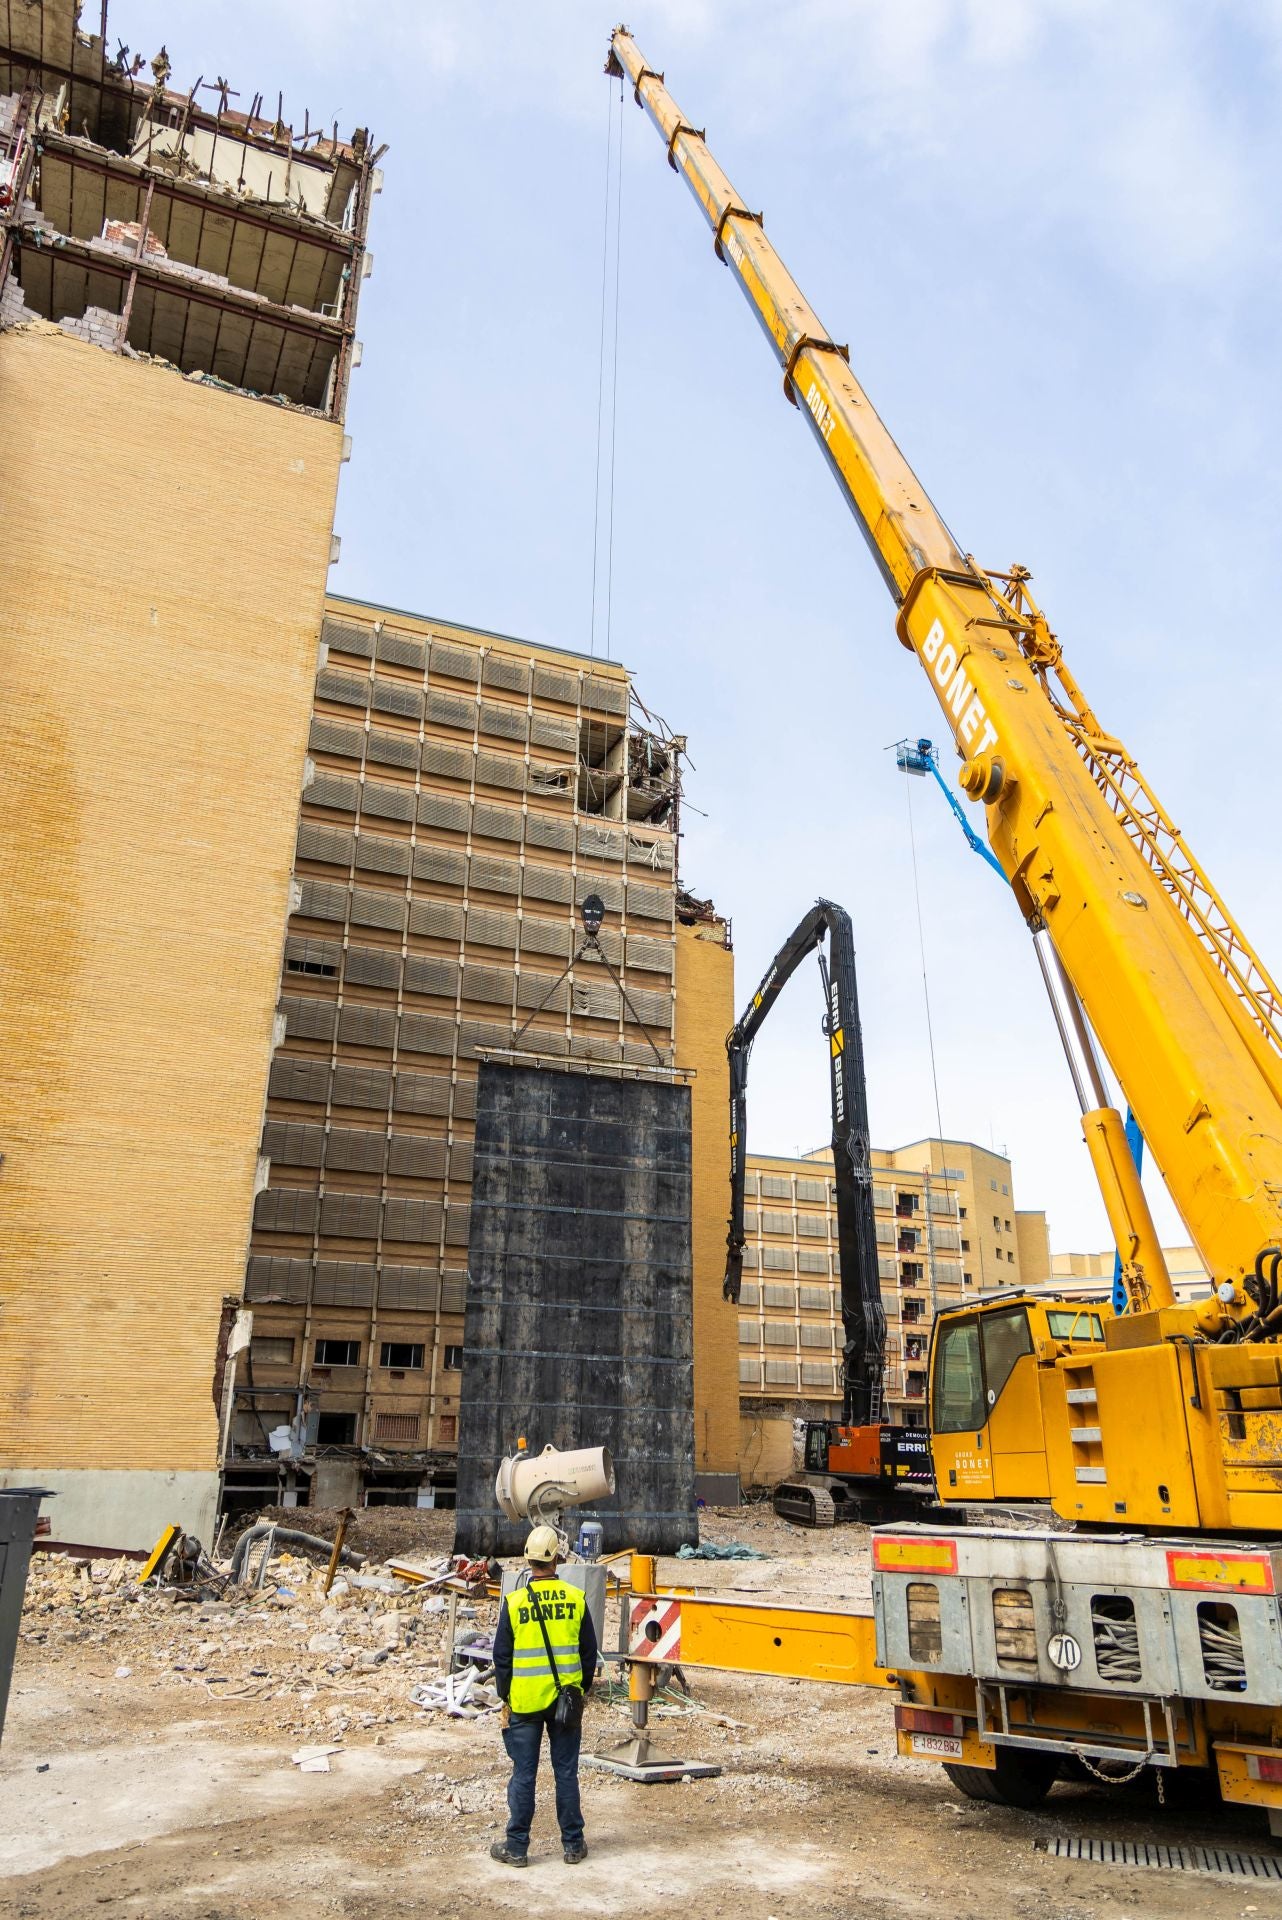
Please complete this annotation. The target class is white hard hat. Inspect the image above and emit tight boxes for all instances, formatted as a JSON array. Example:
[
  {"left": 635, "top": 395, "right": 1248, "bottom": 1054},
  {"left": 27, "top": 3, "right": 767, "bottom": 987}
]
[{"left": 524, "top": 1525, "right": 560, "bottom": 1563}]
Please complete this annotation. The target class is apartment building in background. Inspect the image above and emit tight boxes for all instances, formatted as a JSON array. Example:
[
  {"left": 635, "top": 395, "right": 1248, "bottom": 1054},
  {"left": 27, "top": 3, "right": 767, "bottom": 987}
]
[
  {"left": 737, "top": 1138, "right": 1050, "bottom": 1486},
  {"left": 226, "top": 596, "right": 739, "bottom": 1512},
  {"left": 0, "top": 3, "right": 378, "bottom": 1549}
]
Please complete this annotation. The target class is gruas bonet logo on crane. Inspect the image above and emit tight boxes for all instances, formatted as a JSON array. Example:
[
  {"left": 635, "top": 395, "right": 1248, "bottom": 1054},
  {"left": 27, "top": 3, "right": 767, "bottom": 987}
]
[
  {"left": 921, "top": 619, "right": 1000, "bottom": 758},
  {"left": 829, "top": 976, "right": 846, "bottom": 1125}
]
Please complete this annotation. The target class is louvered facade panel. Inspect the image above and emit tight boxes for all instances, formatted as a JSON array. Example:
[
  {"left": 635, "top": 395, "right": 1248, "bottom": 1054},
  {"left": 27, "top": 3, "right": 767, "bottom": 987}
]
[
  {"left": 387, "top": 1134, "right": 448, "bottom": 1180},
  {"left": 481, "top": 652, "right": 530, "bottom": 693},
  {"left": 314, "top": 1261, "right": 377, "bottom": 1306},
  {"left": 307, "top": 773, "right": 360, "bottom": 813},
  {"left": 403, "top": 956, "right": 458, "bottom": 999},
  {"left": 375, "top": 631, "right": 427, "bottom": 671},
  {"left": 380, "top": 1265, "right": 440, "bottom": 1311},
  {"left": 326, "top": 1128, "right": 387, "bottom": 1173},
  {"left": 319, "top": 1190, "right": 381, "bottom": 1237},
  {"left": 366, "top": 726, "right": 418, "bottom": 769},
  {"left": 345, "top": 946, "right": 401, "bottom": 989},
  {"left": 338, "top": 1004, "right": 396, "bottom": 1048},
  {"left": 331, "top": 1065, "right": 392, "bottom": 1109},
  {"left": 309, "top": 718, "right": 363, "bottom": 760},
  {"left": 399, "top": 1013, "right": 456, "bottom": 1055},
  {"left": 394, "top": 1070, "right": 453, "bottom": 1115},
  {"left": 355, "top": 833, "right": 411, "bottom": 877},
  {"left": 408, "top": 899, "right": 465, "bottom": 942},
  {"left": 474, "top": 747, "right": 524, "bottom": 790},
  {"left": 429, "top": 640, "right": 480, "bottom": 682},
  {"left": 361, "top": 781, "right": 415, "bottom": 823},
  {"left": 316, "top": 668, "right": 369, "bottom": 709},
  {"left": 280, "top": 997, "right": 337, "bottom": 1043},
  {"left": 261, "top": 1121, "right": 325, "bottom": 1167},
  {"left": 323, "top": 615, "right": 375, "bottom": 659}
]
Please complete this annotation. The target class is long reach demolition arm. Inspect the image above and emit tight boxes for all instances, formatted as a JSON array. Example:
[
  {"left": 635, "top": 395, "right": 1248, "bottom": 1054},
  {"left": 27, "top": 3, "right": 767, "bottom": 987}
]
[
  {"left": 607, "top": 28, "right": 1282, "bottom": 1316},
  {"left": 724, "top": 900, "right": 885, "bottom": 1426}
]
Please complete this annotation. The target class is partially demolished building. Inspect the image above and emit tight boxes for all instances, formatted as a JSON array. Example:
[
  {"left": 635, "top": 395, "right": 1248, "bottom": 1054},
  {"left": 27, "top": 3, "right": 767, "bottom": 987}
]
[
  {"left": 0, "top": 2, "right": 379, "bottom": 1548},
  {"left": 0, "top": 4, "right": 742, "bottom": 1550},
  {"left": 228, "top": 597, "right": 739, "bottom": 1519}
]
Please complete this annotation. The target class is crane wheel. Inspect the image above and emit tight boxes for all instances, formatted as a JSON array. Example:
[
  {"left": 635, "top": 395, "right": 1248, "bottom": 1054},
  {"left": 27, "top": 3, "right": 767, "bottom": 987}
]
[{"left": 943, "top": 1751, "right": 1060, "bottom": 1809}]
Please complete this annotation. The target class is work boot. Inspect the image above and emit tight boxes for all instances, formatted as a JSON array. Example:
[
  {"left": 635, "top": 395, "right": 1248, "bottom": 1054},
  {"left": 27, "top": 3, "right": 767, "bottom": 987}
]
[
  {"left": 489, "top": 1843, "right": 528, "bottom": 1868},
  {"left": 563, "top": 1842, "right": 588, "bottom": 1865}
]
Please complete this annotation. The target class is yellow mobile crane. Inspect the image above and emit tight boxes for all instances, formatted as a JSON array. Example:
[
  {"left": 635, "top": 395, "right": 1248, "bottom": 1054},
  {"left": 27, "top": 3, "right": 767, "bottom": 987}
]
[{"left": 606, "top": 28, "right": 1282, "bottom": 1822}]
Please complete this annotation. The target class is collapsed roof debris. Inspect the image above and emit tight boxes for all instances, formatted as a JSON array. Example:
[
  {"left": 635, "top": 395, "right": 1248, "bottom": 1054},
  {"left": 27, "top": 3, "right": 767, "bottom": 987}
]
[{"left": 0, "top": 0, "right": 386, "bottom": 413}]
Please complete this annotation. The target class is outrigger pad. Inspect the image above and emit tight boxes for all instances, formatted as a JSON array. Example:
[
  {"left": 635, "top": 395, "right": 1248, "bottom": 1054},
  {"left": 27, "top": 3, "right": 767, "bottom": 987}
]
[{"left": 585, "top": 1729, "right": 721, "bottom": 1785}]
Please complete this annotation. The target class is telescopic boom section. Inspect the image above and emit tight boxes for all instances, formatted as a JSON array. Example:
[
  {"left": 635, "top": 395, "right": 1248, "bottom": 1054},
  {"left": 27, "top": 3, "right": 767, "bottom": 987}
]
[
  {"left": 724, "top": 901, "right": 885, "bottom": 1427},
  {"left": 609, "top": 28, "right": 1282, "bottom": 1299}
]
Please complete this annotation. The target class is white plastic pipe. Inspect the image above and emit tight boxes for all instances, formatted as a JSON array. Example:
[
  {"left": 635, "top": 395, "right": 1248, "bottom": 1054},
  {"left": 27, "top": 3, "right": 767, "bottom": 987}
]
[{"left": 494, "top": 1444, "right": 615, "bottom": 1522}]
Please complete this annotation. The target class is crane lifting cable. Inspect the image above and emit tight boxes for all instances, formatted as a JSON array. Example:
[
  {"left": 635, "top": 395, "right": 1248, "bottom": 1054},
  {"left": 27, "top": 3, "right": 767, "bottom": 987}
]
[{"left": 588, "top": 71, "right": 625, "bottom": 659}]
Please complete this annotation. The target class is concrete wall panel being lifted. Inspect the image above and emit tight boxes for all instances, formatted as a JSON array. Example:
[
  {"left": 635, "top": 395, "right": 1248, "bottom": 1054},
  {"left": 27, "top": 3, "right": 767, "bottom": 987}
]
[{"left": 455, "top": 1062, "right": 695, "bottom": 1556}]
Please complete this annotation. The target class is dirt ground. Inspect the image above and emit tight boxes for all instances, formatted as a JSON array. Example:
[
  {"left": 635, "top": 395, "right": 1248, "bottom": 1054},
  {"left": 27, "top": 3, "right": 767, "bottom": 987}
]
[{"left": 1, "top": 1508, "right": 1276, "bottom": 1919}]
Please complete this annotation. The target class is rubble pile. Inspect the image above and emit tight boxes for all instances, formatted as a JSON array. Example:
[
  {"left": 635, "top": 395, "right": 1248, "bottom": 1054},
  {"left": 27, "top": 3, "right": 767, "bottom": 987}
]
[{"left": 19, "top": 1544, "right": 501, "bottom": 1745}]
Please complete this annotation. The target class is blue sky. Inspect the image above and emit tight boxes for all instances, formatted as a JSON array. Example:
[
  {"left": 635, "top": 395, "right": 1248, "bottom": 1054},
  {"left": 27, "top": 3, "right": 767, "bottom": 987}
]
[{"left": 121, "top": 1, "right": 1282, "bottom": 1258}]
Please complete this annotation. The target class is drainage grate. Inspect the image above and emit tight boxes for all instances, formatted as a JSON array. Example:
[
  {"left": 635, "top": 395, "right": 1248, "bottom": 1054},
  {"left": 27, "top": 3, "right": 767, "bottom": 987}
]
[{"left": 1039, "top": 1836, "right": 1282, "bottom": 1881}]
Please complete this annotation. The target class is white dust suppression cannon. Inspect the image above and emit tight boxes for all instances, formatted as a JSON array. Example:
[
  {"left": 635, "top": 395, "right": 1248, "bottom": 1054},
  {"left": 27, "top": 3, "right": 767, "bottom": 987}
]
[
  {"left": 494, "top": 1442, "right": 614, "bottom": 1528},
  {"left": 494, "top": 1442, "right": 617, "bottom": 1681}
]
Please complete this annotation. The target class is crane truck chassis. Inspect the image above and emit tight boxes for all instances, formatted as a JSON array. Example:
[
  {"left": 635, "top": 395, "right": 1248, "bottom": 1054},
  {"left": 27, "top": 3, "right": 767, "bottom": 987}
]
[
  {"left": 606, "top": 22, "right": 1282, "bottom": 1826},
  {"left": 626, "top": 1526, "right": 1282, "bottom": 1826}
]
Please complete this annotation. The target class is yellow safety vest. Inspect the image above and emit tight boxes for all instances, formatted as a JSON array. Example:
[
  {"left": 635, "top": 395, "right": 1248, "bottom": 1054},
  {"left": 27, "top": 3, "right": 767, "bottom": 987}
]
[{"left": 506, "top": 1579, "right": 586, "bottom": 1715}]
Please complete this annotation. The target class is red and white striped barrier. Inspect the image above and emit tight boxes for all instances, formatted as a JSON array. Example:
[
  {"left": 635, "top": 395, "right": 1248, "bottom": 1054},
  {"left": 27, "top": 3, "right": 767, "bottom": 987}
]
[{"left": 630, "top": 1595, "right": 682, "bottom": 1663}]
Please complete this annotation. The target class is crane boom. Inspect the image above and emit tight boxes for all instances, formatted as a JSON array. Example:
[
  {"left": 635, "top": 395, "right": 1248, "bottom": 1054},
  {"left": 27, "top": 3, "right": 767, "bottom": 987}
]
[
  {"left": 608, "top": 29, "right": 1282, "bottom": 1298},
  {"left": 724, "top": 900, "right": 884, "bottom": 1427}
]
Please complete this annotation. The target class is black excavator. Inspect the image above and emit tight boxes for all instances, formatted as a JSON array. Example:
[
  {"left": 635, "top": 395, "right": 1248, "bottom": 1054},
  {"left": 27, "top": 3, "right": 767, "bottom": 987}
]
[{"left": 725, "top": 900, "right": 936, "bottom": 1525}]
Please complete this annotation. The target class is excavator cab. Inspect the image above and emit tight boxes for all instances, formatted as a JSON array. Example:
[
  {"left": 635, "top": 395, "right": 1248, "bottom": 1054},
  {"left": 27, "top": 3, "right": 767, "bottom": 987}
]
[{"left": 929, "top": 1294, "right": 1110, "bottom": 1504}]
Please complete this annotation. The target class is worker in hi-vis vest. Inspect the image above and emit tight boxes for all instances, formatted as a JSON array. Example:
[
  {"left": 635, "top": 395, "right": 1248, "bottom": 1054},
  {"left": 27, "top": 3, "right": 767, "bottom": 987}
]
[{"left": 490, "top": 1524, "right": 599, "bottom": 1867}]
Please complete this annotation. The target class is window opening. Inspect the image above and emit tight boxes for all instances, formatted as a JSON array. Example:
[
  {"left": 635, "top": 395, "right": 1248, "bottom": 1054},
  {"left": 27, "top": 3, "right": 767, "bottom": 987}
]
[
  {"left": 316, "top": 1411, "right": 357, "bottom": 1444},
  {"left": 933, "top": 1317, "right": 984, "bottom": 1432},
  {"left": 380, "top": 1341, "right": 424, "bottom": 1370},
  {"left": 1091, "top": 1594, "right": 1142, "bottom": 1684},
  {"left": 1045, "top": 1310, "right": 1104, "bottom": 1342},
  {"left": 979, "top": 1306, "right": 1033, "bottom": 1409},
  {"left": 1198, "top": 1601, "right": 1247, "bottom": 1691},
  {"left": 906, "top": 1582, "right": 942, "bottom": 1665},
  {"left": 992, "top": 1587, "right": 1037, "bottom": 1676},
  {"left": 315, "top": 1338, "right": 360, "bottom": 1367},
  {"left": 250, "top": 1336, "right": 294, "bottom": 1365}
]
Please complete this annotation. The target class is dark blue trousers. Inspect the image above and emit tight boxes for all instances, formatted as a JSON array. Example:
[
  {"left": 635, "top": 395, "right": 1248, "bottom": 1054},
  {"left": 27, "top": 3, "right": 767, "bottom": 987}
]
[{"left": 501, "top": 1705, "right": 585, "bottom": 1857}]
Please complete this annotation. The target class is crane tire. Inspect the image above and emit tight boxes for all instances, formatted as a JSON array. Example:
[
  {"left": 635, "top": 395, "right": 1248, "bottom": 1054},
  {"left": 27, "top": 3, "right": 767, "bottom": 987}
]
[{"left": 943, "top": 1751, "right": 1059, "bottom": 1809}]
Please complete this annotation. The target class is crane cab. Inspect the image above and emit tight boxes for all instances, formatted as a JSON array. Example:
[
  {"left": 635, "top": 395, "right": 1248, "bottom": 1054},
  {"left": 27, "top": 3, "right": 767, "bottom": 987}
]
[
  {"left": 929, "top": 1291, "right": 1282, "bottom": 1533},
  {"left": 929, "top": 1293, "right": 1110, "bottom": 1505}
]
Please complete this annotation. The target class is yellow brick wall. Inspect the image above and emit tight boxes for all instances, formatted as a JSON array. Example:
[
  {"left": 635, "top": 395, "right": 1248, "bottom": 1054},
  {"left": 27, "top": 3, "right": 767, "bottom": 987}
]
[
  {"left": 739, "top": 1410, "right": 795, "bottom": 1488},
  {"left": 1015, "top": 1209, "right": 1051, "bottom": 1284},
  {"left": 674, "top": 918, "right": 739, "bottom": 1476},
  {"left": 0, "top": 326, "right": 343, "bottom": 1475}
]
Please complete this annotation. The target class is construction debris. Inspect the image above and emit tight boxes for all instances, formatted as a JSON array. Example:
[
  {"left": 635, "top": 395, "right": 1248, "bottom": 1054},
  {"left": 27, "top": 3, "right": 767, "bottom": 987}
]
[
  {"left": 676, "top": 1540, "right": 766, "bottom": 1561},
  {"left": 17, "top": 1530, "right": 504, "bottom": 1745},
  {"left": 409, "top": 1669, "right": 501, "bottom": 1719}
]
